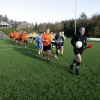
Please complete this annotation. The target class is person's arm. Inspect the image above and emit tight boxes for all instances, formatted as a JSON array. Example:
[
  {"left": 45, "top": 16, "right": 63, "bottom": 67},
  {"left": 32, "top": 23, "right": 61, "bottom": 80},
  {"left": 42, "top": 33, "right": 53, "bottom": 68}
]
[
  {"left": 54, "top": 35, "right": 58, "bottom": 43},
  {"left": 42, "top": 35, "right": 45, "bottom": 42},
  {"left": 61, "top": 36, "right": 64, "bottom": 42},
  {"left": 83, "top": 36, "right": 87, "bottom": 48},
  {"left": 42, "top": 35, "right": 48, "bottom": 42},
  {"left": 35, "top": 36, "right": 38, "bottom": 42},
  {"left": 54, "top": 35, "right": 57, "bottom": 41},
  {"left": 71, "top": 35, "right": 76, "bottom": 47}
]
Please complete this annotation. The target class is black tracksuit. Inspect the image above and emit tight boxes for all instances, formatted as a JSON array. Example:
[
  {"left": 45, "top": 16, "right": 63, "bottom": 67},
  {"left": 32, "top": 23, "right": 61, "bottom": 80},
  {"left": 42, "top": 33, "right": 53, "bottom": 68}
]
[
  {"left": 71, "top": 34, "right": 87, "bottom": 55},
  {"left": 54, "top": 35, "right": 64, "bottom": 56}
]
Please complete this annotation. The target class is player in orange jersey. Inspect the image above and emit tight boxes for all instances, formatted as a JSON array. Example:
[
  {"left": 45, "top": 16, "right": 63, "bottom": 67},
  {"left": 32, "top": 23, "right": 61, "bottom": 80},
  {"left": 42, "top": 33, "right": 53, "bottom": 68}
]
[
  {"left": 23, "top": 31, "right": 28, "bottom": 47},
  {"left": 42, "top": 29, "right": 51, "bottom": 62}
]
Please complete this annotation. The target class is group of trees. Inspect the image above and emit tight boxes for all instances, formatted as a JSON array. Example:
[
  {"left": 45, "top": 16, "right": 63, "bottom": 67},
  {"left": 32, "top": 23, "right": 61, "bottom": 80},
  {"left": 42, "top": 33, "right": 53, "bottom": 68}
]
[
  {"left": 0, "top": 15, "right": 8, "bottom": 22},
  {"left": 33, "top": 13, "right": 100, "bottom": 38},
  {"left": 0, "top": 14, "right": 15, "bottom": 23},
  {"left": 0, "top": 13, "right": 100, "bottom": 37}
]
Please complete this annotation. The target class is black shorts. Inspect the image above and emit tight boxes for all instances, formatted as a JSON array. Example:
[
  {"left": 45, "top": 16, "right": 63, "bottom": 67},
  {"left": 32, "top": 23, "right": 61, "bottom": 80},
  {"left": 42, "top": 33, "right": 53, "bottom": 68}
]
[
  {"left": 43, "top": 44, "right": 51, "bottom": 51},
  {"left": 19, "top": 38, "right": 22, "bottom": 41},
  {"left": 24, "top": 40, "right": 27, "bottom": 44},
  {"left": 61, "top": 42, "right": 64, "bottom": 46},
  {"left": 51, "top": 42, "right": 56, "bottom": 45},
  {"left": 10, "top": 36, "right": 12, "bottom": 38},
  {"left": 33, "top": 37, "right": 35, "bottom": 40},
  {"left": 30, "top": 37, "right": 32, "bottom": 39},
  {"left": 15, "top": 38, "right": 18, "bottom": 41},
  {"left": 55, "top": 42, "right": 62, "bottom": 47},
  {"left": 56, "top": 45, "right": 61, "bottom": 50},
  {"left": 74, "top": 48, "right": 83, "bottom": 55}
]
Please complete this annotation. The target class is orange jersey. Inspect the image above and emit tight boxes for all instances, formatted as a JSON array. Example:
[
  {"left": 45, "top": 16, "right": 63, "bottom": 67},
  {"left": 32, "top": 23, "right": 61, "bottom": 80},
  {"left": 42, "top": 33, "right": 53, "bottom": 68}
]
[
  {"left": 19, "top": 33, "right": 23, "bottom": 39},
  {"left": 42, "top": 33, "right": 51, "bottom": 46},
  {"left": 21, "top": 33, "right": 24, "bottom": 40},
  {"left": 14, "top": 33, "right": 20, "bottom": 39},
  {"left": 23, "top": 34, "right": 28, "bottom": 40},
  {"left": 13, "top": 32, "right": 17, "bottom": 38},
  {"left": 9, "top": 33, "right": 14, "bottom": 37}
]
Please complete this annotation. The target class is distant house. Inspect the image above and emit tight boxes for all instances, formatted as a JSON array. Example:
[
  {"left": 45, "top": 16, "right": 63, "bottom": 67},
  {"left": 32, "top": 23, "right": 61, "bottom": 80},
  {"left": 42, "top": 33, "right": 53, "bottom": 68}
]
[
  {"left": 0, "top": 22, "right": 11, "bottom": 28},
  {"left": 0, "top": 21, "right": 34, "bottom": 29},
  {"left": 17, "top": 22, "right": 34, "bottom": 29}
]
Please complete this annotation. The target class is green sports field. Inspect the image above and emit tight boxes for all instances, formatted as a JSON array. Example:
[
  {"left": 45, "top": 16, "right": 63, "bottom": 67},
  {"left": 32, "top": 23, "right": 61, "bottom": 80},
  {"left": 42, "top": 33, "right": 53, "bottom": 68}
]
[{"left": 0, "top": 38, "right": 100, "bottom": 100}]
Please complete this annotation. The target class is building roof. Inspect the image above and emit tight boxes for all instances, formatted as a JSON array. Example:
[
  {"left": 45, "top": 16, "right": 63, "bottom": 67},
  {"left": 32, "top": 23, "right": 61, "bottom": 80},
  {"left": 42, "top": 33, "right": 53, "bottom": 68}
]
[{"left": 0, "top": 22, "right": 10, "bottom": 26}]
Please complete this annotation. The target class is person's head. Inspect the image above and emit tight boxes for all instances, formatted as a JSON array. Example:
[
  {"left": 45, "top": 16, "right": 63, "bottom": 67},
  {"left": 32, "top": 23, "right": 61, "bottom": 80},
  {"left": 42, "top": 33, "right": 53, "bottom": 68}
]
[
  {"left": 61, "top": 31, "right": 64, "bottom": 35},
  {"left": 51, "top": 32, "right": 53, "bottom": 35},
  {"left": 43, "top": 32, "right": 45, "bottom": 34},
  {"left": 79, "top": 27, "right": 85, "bottom": 35},
  {"left": 59, "top": 32, "right": 62, "bottom": 36},
  {"left": 46, "top": 29, "right": 50, "bottom": 34},
  {"left": 39, "top": 32, "right": 42, "bottom": 36},
  {"left": 24, "top": 31, "right": 27, "bottom": 34}
]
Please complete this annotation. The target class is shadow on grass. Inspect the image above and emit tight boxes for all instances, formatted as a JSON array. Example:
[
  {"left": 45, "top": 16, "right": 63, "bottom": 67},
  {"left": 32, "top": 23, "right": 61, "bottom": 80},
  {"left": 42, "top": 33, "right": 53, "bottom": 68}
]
[
  {"left": 5, "top": 39, "right": 75, "bottom": 75},
  {"left": 4, "top": 39, "right": 16, "bottom": 45}
]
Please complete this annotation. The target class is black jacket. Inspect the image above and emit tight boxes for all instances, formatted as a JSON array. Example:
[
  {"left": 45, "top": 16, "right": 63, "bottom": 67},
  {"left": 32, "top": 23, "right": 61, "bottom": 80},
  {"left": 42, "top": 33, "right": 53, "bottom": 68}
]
[
  {"left": 54, "top": 35, "right": 64, "bottom": 42},
  {"left": 54, "top": 35, "right": 64, "bottom": 46},
  {"left": 71, "top": 34, "right": 87, "bottom": 49}
]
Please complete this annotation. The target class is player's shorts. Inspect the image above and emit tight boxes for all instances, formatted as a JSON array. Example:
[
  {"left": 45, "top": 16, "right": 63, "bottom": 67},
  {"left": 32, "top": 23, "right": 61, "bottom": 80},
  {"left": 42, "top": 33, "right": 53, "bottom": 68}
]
[
  {"left": 10, "top": 36, "right": 12, "bottom": 38},
  {"left": 51, "top": 42, "right": 56, "bottom": 45},
  {"left": 38, "top": 43, "right": 43, "bottom": 49},
  {"left": 33, "top": 37, "right": 35, "bottom": 40},
  {"left": 24, "top": 40, "right": 27, "bottom": 44},
  {"left": 19, "top": 38, "right": 22, "bottom": 41},
  {"left": 43, "top": 44, "right": 51, "bottom": 51},
  {"left": 74, "top": 48, "right": 83, "bottom": 55},
  {"left": 30, "top": 37, "right": 32, "bottom": 39},
  {"left": 55, "top": 42, "right": 62, "bottom": 47},
  {"left": 56, "top": 44, "right": 62, "bottom": 50},
  {"left": 15, "top": 38, "right": 18, "bottom": 41},
  {"left": 61, "top": 42, "right": 64, "bottom": 46}
]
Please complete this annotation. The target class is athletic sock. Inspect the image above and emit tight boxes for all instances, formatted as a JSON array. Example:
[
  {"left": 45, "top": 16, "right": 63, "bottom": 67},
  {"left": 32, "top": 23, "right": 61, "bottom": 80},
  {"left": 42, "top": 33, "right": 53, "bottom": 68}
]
[
  {"left": 70, "top": 59, "right": 77, "bottom": 70},
  {"left": 76, "top": 69, "right": 79, "bottom": 75},
  {"left": 76, "top": 61, "right": 80, "bottom": 69},
  {"left": 72, "top": 59, "right": 77, "bottom": 65},
  {"left": 61, "top": 50, "right": 63, "bottom": 55},
  {"left": 40, "top": 49, "right": 43, "bottom": 54},
  {"left": 38, "top": 49, "right": 40, "bottom": 54}
]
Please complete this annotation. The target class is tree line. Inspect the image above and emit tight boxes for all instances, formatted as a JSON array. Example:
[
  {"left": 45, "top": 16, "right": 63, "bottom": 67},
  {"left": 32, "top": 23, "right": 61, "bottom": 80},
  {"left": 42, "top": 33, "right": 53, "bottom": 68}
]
[
  {"left": 33, "top": 13, "right": 100, "bottom": 38},
  {"left": 0, "top": 14, "right": 15, "bottom": 23},
  {"left": 0, "top": 13, "right": 100, "bottom": 37}
]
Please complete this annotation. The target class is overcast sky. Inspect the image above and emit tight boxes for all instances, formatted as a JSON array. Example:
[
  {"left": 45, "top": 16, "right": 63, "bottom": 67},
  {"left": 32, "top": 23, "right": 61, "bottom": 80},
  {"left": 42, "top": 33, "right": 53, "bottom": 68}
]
[{"left": 0, "top": 0, "right": 100, "bottom": 24}]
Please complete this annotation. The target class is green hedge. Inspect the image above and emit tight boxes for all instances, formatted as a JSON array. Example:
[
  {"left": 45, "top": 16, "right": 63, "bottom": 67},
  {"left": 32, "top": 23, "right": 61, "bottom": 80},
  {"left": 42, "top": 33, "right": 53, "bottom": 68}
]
[
  {"left": 0, "top": 28, "right": 34, "bottom": 35},
  {"left": 0, "top": 28, "right": 17, "bottom": 35}
]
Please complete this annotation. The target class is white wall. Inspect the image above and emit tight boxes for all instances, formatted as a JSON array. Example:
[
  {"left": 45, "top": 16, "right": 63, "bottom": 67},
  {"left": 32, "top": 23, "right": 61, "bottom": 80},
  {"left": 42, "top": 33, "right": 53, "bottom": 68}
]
[{"left": 87, "top": 38, "right": 100, "bottom": 41}]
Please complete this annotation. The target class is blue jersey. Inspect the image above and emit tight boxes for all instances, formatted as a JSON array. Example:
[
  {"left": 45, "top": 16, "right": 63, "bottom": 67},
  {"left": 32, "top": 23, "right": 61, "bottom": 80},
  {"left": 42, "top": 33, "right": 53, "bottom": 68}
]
[{"left": 35, "top": 35, "right": 43, "bottom": 49}]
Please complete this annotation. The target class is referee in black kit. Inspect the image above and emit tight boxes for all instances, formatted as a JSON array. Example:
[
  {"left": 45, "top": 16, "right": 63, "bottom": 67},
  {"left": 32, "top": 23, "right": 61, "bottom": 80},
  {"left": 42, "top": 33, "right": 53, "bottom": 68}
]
[{"left": 69, "top": 27, "right": 87, "bottom": 75}]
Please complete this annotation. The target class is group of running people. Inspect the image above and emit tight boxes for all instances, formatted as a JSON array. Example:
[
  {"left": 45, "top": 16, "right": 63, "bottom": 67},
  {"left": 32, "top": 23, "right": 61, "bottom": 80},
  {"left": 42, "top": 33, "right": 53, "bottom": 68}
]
[
  {"left": 29, "top": 32, "right": 38, "bottom": 43},
  {"left": 35, "top": 29, "right": 65, "bottom": 60},
  {"left": 35, "top": 27, "right": 87, "bottom": 75},
  {"left": 9, "top": 29, "right": 65, "bottom": 60},
  {"left": 9, "top": 31, "right": 28, "bottom": 47},
  {"left": 9, "top": 27, "right": 87, "bottom": 75}
]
